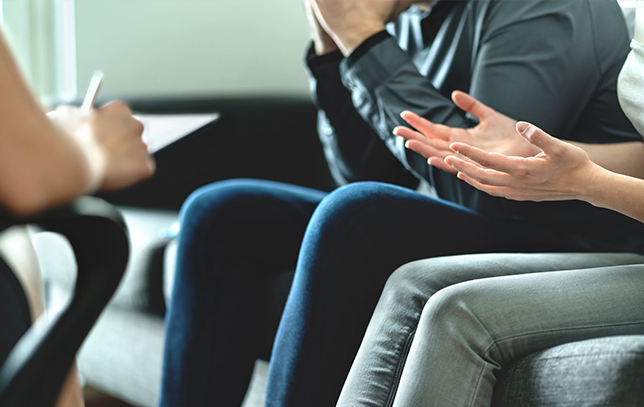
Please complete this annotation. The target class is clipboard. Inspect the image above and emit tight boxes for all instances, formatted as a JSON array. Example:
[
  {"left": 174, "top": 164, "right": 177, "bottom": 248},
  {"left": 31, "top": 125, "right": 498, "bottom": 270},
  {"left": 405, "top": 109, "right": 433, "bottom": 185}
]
[{"left": 136, "top": 112, "right": 221, "bottom": 155}]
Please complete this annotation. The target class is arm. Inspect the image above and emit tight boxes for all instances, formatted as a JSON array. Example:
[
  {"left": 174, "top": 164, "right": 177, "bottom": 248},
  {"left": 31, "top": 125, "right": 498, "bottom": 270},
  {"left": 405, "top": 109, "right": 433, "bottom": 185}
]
[
  {"left": 0, "top": 32, "right": 154, "bottom": 216},
  {"left": 569, "top": 140, "right": 644, "bottom": 179},
  {"left": 445, "top": 123, "right": 644, "bottom": 224},
  {"left": 0, "top": 26, "right": 152, "bottom": 405},
  {"left": 303, "top": 0, "right": 417, "bottom": 186}
]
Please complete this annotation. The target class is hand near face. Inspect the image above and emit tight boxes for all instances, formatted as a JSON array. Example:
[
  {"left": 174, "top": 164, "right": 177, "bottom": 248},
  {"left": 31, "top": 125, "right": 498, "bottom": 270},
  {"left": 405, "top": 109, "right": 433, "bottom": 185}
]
[
  {"left": 394, "top": 91, "right": 540, "bottom": 174},
  {"left": 444, "top": 122, "right": 595, "bottom": 202},
  {"left": 303, "top": 0, "right": 338, "bottom": 55},
  {"left": 308, "top": 0, "right": 415, "bottom": 55}
]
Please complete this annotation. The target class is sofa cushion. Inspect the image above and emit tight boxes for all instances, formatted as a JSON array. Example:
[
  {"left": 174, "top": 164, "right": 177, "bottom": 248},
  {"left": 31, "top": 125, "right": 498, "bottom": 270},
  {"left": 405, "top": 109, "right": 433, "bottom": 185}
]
[
  {"left": 35, "top": 207, "right": 179, "bottom": 316},
  {"left": 116, "top": 207, "right": 178, "bottom": 315},
  {"left": 492, "top": 335, "right": 644, "bottom": 407}
]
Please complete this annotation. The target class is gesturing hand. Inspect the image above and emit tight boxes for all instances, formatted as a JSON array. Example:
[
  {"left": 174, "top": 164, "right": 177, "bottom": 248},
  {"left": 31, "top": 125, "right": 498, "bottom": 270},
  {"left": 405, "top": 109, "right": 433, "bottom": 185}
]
[
  {"left": 394, "top": 91, "right": 540, "bottom": 174},
  {"left": 309, "top": 0, "right": 414, "bottom": 55},
  {"left": 444, "top": 122, "right": 596, "bottom": 202}
]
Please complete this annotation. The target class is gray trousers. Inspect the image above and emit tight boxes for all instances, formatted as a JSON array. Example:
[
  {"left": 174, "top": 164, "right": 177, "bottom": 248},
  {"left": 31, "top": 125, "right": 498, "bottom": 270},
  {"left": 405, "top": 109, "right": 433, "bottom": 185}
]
[{"left": 336, "top": 252, "right": 644, "bottom": 407}]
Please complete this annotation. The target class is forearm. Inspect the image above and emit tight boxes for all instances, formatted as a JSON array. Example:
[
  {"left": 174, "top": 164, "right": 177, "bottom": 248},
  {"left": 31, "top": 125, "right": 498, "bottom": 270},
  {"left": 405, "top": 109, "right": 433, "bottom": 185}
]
[
  {"left": 0, "top": 34, "right": 92, "bottom": 215},
  {"left": 582, "top": 163, "right": 644, "bottom": 224},
  {"left": 570, "top": 141, "right": 644, "bottom": 179},
  {"left": 340, "top": 36, "right": 468, "bottom": 183},
  {"left": 0, "top": 119, "right": 93, "bottom": 216},
  {"left": 308, "top": 43, "right": 416, "bottom": 185}
]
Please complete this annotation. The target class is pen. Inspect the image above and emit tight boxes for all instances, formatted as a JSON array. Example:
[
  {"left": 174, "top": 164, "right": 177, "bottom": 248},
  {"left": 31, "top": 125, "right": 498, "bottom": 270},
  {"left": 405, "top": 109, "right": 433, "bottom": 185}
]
[{"left": 81, "top": 70, "right": 104, "bottom": 112}]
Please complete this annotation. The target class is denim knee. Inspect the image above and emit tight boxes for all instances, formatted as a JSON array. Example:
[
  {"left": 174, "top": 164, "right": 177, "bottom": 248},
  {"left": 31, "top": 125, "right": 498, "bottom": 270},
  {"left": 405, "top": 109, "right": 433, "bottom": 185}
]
[
  {"left": 172, "top": 179, "right": 281, "bottom": 284},
  {"left": 307, "top": 181, "right": 410, "bottom": 238},
  {"left": 180, "top": 179, "right": 267, "bottom": 226},
  {"left": 314, "top": 181, "right": 384, "bottom": 216}
]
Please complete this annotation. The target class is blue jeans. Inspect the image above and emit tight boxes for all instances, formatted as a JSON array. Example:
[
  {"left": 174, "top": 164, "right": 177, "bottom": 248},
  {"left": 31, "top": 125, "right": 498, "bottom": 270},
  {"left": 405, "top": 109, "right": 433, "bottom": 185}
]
[
  {"left": 161, "top": 178, "right": 603, "bottom": 407},
  {"left": 160, "top": 179, "right": 326, "bottom": 407}
]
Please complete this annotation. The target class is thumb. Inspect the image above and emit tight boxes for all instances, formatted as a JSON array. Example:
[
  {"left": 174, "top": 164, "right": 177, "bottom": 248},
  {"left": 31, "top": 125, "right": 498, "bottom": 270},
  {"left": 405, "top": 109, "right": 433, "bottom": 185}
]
[
  {"left": 516, "top": 122, "right": 558, "bottom": 155},
  {"left": 451, "top": 91, "right": 493, "bottom": 121}
]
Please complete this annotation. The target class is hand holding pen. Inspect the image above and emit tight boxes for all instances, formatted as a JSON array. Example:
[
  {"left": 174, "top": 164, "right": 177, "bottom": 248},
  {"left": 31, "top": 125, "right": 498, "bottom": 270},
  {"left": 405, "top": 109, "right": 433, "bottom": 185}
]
[{"left": 48, "top": 71, "right": 155, "bottom": 192}]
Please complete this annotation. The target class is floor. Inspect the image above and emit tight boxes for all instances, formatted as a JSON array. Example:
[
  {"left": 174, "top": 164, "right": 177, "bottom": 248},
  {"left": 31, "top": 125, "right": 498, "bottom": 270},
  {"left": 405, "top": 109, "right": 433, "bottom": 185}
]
[
  {"left": 83, "top": 359, "right": 269, "bottom": 407},
  {"left": 84, "top": 386, "right": 135, "bottom": 407}
]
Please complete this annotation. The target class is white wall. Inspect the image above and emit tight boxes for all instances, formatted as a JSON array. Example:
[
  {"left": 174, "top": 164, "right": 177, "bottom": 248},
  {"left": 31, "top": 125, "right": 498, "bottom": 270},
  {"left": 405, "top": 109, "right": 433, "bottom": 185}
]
[
  {"left": 2, "top": 0, "right": 638, "bottom": 100},
  {"left": 74, "top": 0, "right": 313, "bottom": 98}
]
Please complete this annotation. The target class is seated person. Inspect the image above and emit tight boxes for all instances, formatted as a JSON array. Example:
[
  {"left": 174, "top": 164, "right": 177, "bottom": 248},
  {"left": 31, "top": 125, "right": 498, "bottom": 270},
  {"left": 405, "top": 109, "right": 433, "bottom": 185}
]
[
  {"left": 160, "top": 1, "right": 644, "bottom": 406},
  {"left": 336, "top": 3, "right": 644, "bottom": 405},
  {"left": 0, "top": 25, "right": 154, "bottom": 407}
]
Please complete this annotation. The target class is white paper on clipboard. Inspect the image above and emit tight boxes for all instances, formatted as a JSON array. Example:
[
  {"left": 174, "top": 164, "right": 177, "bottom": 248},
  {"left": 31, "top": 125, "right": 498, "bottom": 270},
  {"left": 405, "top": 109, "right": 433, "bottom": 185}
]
[{"left": 135, "top": 112, "right": 220, "bottom": 154}]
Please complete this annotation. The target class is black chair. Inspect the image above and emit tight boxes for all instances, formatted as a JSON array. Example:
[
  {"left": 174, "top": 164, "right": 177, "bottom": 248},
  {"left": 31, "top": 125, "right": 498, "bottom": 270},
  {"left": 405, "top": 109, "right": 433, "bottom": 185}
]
[{"left": 0, "top": 197, "right": 129, "bottom": 407}]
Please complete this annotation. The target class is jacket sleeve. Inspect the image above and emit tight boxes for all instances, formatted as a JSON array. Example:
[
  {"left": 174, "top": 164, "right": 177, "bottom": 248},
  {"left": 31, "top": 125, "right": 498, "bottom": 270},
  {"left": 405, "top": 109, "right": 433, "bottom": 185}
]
[{"left": 306, "top": 44, "right": 419, "bottom": 188}]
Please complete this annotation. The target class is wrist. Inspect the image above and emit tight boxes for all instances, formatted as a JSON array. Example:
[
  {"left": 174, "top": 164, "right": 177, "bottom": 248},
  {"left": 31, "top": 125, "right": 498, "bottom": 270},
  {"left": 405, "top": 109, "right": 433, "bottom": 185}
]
[
  {"left": 47, "top": 108, "right": 106, "bottom": 194},
  {"left": 335, "top": 24, "right": 386, "bottom": 56},
  {"left": 314, "top": 39, "right": 339, "bottom": 56},
  {"left": 576, "top": 161, "right": 612, "bottom": 206},
  {"left": 74, "top": 124, "right": 107, "bottom": 194}
]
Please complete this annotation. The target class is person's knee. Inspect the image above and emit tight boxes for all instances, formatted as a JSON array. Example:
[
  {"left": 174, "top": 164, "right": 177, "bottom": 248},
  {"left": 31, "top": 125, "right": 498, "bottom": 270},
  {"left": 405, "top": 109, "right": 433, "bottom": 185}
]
[
  {"left": 382, "top": 261, "right": 431, "bottom": 301},
  {"left": 318, "top": 181, "right": 383, "bottom": 211},
  {"left": 309, "top": 181, "right": 397, "bottom": 233},
  {"left": 179, "top": 179, "right": 273, "bottom": 231},
  {"left": 421, "top": 280, "right": 496, "bottom": 338},
  {"left": 373, "top": 261, "right": 437, "bottom": 321},
  {"left": 381, "top": 257, "right": 474, "bottom": 309}
]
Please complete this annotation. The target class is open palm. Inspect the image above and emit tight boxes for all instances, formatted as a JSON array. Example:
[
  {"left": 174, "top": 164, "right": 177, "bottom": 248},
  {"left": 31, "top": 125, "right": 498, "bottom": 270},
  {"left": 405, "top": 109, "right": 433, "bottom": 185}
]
[
  {"left": 394, "top": 91, "right": 540, "bottom": 174},
  {"left": 444, "top": 122, "right": 594, "bottom": 202}
]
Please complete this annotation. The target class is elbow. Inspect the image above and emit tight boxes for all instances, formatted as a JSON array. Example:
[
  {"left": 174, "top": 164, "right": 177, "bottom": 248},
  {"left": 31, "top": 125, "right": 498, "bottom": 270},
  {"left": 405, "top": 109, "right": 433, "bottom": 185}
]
[
  {"left": 0, "top": 188, "right": 52, "bottom": 217},
  {"left": 0, "top": 174, "right": 70, "bottom": 217},
  {"left": 0, "top": 162, "right": 90, "bottom": 217}
]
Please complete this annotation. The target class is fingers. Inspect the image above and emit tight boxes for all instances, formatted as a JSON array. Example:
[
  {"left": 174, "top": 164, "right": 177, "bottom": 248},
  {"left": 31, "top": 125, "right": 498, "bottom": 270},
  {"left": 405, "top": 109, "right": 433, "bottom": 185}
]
[
  {"left": 400, "top": 111, "right": 451, "bottom": 141},
  {"left": 451, "top": 91, "right": 493, "bottom": 121},
  {"left": 448, "top": 142, "right": 524, "bottom": 174},
  {"left": 428, "top": 156, "right": 458, "bottom": 174},
  {"left": 516, "top": 122, "right": 563, "bottom": 157},
  {"left": 394, "top": 126, "right": 458, "bottom": 173},
  {"left": 91, "top": 103, "right": 155, "bottom": 191},
  {"left": 453, "top": 170, "right": 533, "bottom": 201},
  {"left": 99, "top": 100, "right": 133, "bottom": 115},
  {"left": 445, "top": 155, "right": 515, "bottom": 187},
  {"left": 404, "top": 139, "right": 457, "bottom": 173},
  {"left": 394, "top": 126, "right": 452, "bottom": 157},
  {"left": 393, "top": 125, "right": 426, "bottom": 142},
  {"left": 404, "top": 138, "right": 448, "bottom": 159}
]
